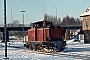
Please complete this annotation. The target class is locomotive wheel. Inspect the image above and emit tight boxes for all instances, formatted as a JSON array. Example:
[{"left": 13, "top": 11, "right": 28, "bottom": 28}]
[
  {"left": 29, "top": 44, "right": 33, "bottom": 50},
  {"left": 35, "top": 44, "right": 39, "bottom": 51},
  {"left": 26, "top": 45, "right": 29, "bottom": 49},
  {"left": 52, "top": 47, "right": 57, "bottom": 53},
  {"left": 35, "top": 44, "right": 42, "bottom": 51}
]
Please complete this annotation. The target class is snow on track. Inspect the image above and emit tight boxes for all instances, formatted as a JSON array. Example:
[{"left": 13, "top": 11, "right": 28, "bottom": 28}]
[{"left": 0, "top": 40, "right": 90, "bottom": 60}]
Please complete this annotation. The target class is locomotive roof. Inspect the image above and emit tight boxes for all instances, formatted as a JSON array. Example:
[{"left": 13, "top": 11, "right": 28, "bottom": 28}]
[{"left": 33, "top": 20, "right": 52, "bottom": 24}]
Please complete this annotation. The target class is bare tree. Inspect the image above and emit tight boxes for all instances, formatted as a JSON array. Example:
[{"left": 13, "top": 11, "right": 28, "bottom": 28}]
[
  {"left": 44, "top": 14, "right": 81, "bottom": 26},
  {"left": 44, "top": 14, "right": 61, "bottom": 26},
  {"left": 62, "top": 15, "right": 81, "bottom": 25},
  {"left": 13, "top": 20, "right": 19, "bottom": 27}
]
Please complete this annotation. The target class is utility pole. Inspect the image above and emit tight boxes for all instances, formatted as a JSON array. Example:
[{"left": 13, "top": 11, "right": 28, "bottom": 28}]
[
  {"left": 10, "top": 7, "right": 13, "bottom": 27},
  {"left": 54, "top": 7, "right": 57, "bottom": 24},
  {"left": 3, "top": 0, "right": 9, "bottom": 59},
  {"left": 54, "top": 7, "right": 57, "bottom": 20},
  {"left": 21, "top": 10, "right": 26, "bottom": 43}
]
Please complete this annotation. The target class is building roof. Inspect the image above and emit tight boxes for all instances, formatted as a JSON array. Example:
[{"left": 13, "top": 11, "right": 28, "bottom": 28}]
[{"left": 80, "top": 7, "right": 90, "bottom": 17}]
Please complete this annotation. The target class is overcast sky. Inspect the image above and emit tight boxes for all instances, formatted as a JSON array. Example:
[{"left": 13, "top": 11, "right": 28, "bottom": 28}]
[{"left": 0, "top": 0, "right": 90, "bottom": 24}]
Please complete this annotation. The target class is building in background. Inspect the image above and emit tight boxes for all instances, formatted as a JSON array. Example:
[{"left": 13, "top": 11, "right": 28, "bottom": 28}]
[{"left": 80, "top": 7, "right": 90, "bottom": 43}]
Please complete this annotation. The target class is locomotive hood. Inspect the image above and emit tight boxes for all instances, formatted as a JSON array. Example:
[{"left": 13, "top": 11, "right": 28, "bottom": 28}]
[{"left": 80, "top": 7, "right": 90, "bottom": 17}]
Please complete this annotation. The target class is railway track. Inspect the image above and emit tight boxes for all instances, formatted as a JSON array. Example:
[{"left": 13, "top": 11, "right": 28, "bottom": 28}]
[
  {"left": 23, "top": 50, "right": 90, "bottom": 60},
  {"left": 24, "top": 49, "right": 67, "bottom": 56}
]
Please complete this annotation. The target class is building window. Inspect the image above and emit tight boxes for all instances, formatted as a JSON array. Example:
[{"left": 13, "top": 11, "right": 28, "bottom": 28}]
[
  {"left": 85, "top": 8, "right": 89, "bottom": 12},
  {"left": 86, "top": 21, "right": 89, "bottom": 27}
]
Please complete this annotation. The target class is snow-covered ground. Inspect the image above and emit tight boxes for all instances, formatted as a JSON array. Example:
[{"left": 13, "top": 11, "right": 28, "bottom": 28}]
[{"left": 0, "top": 39, "right": 90, "bottom": 60}]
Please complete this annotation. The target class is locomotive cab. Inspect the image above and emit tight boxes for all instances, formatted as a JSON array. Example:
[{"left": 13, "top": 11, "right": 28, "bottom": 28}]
[{"left": 32, "top": 20, "right": 53, "bottom": 28}]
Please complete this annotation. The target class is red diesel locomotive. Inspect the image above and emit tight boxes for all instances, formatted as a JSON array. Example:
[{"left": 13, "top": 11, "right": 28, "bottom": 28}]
[{"left": 25, "top": 20, "right": 66, "bottom": 52}]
